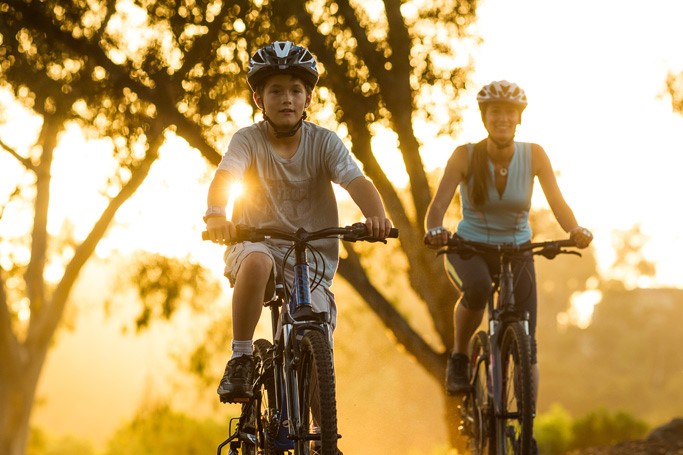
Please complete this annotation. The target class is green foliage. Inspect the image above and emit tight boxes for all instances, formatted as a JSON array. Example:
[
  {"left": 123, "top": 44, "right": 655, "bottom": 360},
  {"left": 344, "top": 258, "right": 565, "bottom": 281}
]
[
  {"left": 27, "top": 427, "right": 96, "bottom": 455},
  {"left": 535, "top": 405, "right": 649, "bottom": 454},
  {"left": 570, "top": 408, "right": 649, "bottom": 451},
  {"left": 535, "top": 404, "right": 574, "bottom": 455},
  {"left": 121, "top": 252, "right": 223, "bottom": 331},
  {"left": 667, "top": 70, "right": 683, "bottom": 114},
  {"left": 609, "top": 225, "right": 657, "bottom": 288},
  {"left": 104, "top": 403, "right": 227, "bottom": 455}
]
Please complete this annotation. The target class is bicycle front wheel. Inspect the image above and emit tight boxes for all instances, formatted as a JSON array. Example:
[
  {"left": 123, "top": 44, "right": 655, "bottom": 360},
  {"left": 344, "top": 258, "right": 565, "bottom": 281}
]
[
  {"left": 296, "top": 330, "right": 338, "bottom": 455},
  {"left": 465, "top": 330, "right": 495, "bottom": 455},
  {"left": 498, "top": 323, "right": 534, "bottom": 454},
  {"left": 241, "top": 338, "right": 278, "bottom": 455}
]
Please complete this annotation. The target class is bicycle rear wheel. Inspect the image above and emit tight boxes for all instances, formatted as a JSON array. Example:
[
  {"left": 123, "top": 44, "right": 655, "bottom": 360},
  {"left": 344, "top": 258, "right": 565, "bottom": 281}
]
[
  {"left": 465, "top": 330, "right": 495, "bottom": 455},
  {"left": 498, "top": 323, "right": 534, "bottom": 454},
  {"left": 296, "top": 330, "right": 338, "bottom": 455},
  {"left": 241, "top": 339, "right": 278, "bottom": 455}
]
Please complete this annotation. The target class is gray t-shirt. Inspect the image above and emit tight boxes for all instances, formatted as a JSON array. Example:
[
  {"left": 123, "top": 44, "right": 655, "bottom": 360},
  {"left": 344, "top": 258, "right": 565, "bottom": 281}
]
[{"left": 218, "top": 120, "right": 364, "bottom": 286}]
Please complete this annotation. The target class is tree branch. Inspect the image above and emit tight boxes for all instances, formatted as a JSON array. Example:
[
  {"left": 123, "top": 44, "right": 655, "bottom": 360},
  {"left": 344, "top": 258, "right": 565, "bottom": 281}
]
[
  {"left": 24, "top": 115, "right": 65, "bottom": 318},
  {"left": 0, "top": 137, "right": 35, "bottom": 171},
  {"left": 0, "top": 269, "right": 20, "bottom": 374},
  {"left": 26, "top": 123, "right": 165, "bottom": 347}
]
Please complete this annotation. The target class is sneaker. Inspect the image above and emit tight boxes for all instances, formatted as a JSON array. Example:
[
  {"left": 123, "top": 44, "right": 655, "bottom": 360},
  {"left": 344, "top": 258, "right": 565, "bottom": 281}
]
[
  {"left": 445, "top": 352, "right": 471, "bottom": 395},
  {"left": 310, "top": 440, "right": 343, "bottom": 455},
  {"left": 217, "top": 355, "right": 255, "bottom": 403}
]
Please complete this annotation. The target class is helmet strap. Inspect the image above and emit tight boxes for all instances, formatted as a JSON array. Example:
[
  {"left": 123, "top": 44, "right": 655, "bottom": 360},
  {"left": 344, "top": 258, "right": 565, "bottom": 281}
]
[{"left": 263, "top": 112, "right": 307, "bottom": 138}]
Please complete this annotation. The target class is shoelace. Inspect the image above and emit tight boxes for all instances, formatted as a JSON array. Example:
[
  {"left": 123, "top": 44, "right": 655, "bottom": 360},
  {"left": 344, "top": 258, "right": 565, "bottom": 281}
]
[{"left": 228, "top": 358, "right": 252, "bottom": 379}]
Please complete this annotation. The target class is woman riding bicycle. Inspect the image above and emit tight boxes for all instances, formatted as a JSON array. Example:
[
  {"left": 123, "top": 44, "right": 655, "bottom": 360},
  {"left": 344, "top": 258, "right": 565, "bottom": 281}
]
[
  {"left": 424, "top": 80, "right": 593, "bottom": 405},
  {"left": 203, "top": 41, "right": 392, "bottom": 410}
]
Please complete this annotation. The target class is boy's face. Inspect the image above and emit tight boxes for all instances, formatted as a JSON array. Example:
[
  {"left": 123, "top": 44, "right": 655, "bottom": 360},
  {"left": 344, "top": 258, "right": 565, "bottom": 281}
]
[{"left": 254, "top": 74, "right": 311, "bottom": 131}]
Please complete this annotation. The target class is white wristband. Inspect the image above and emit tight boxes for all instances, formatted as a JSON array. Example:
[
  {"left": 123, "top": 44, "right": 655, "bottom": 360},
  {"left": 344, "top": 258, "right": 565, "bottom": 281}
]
[
  {"left": 427, "top": 226, "right": 446, "bottom": 237},
  {"left": 203, "top": 206, "right": 226, "bottom": 223}
]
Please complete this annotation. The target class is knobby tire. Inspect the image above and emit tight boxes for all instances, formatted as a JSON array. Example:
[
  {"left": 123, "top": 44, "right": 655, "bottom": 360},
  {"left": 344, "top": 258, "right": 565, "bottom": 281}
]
[
  {"left": 466, "top": 330, "right": 496, "bottom": 455},
  {"left": 297, "top": 330, "right": 338, "bottom": 455},
  {"left": 499, "top": 323, "right": 534, "bottom": 454},
  {"left": 241, "top": 339, "right": 278, "bottom": 455}
]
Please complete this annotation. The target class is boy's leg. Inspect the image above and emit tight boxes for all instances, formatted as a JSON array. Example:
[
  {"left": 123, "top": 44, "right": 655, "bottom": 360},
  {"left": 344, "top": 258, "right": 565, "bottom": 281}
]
[
  {"left": 218, "top": 246, "right": 275, "bottom": 403},
  {"left": 231, "top": 252, "right": 273, "bottom": 340}
]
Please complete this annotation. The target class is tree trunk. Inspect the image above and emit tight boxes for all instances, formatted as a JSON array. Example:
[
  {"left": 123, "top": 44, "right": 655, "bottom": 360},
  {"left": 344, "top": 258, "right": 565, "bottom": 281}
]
[
  {"left": 0, "top": 344, "right": 46, "bottom": 455},
  {"left": 0, "top": 120, "right": 163, "bottom": 454}
]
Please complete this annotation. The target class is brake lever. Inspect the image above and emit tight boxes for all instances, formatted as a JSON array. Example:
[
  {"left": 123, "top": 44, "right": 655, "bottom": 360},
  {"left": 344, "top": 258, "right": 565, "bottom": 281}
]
[
  {"left": 563, "top": 249, "right": 582, "bottom": 257},
  {"left": 539, "top": 248, "right": 582, "bottom": 259}
]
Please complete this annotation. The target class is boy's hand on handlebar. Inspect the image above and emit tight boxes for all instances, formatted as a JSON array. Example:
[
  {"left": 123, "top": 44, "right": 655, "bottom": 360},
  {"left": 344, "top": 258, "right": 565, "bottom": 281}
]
[
  {"left": 570, "top": 226, "right": 593, "bottom": 249},
  {"left": 205, "top": 217, "right": 236, "bottom": 244},
  {"left": 424, "top": 226, "right": 451, "bottom": 248},
  {"left": 364, "top": 216, "right": 393, "bottom": 239}
]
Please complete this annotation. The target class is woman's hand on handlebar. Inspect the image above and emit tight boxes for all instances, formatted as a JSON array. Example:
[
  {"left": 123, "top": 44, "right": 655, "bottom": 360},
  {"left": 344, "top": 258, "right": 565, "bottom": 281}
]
[
  {"left": 570, "top": 226, "right": 593, "bottom": 249},
  {"left": 205, "top": 217, "right": 236, "bottom": 244},
  {"left": 424, "top": 226, "right": 451, "bottom": 249},
  {"left": 364, "top": 216, "right": 393, "bottom": 239}
]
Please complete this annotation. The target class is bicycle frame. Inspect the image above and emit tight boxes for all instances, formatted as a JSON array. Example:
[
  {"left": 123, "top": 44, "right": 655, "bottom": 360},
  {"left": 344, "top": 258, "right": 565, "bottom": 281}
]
[
  {"left": 277, "top": 236, "right": 334, "bottom": 448},
  {"left": 488, "top": 251, "right": 530, "bottom": 452},
  {"left": 445, "top": 238, "right": 579, "bottom": 455}
]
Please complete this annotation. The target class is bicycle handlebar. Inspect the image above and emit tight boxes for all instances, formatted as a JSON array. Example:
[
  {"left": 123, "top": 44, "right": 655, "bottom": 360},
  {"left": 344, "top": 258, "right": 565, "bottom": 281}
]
[
  {"left": 202, "top": 223, "right": 399, "bottom": 244},
  {"left": 441, "top": 237, "right": 581, "bottom": 259}
]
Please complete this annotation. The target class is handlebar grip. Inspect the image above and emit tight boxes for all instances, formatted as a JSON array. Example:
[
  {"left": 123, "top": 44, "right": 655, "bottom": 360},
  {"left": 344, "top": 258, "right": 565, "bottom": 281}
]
[{"left": 388, "top": 227, "right": 399, "bottom": 238}]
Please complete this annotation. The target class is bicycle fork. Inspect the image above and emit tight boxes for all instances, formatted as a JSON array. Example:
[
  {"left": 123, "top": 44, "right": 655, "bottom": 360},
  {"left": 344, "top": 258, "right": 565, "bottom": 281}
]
[{"left": 489, "top": 322, "right": 515, "bottom": 453}]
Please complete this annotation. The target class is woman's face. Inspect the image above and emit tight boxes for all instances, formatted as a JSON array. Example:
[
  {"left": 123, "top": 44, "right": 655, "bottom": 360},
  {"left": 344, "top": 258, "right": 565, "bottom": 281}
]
[
  {"left": 483, "top": 102, "right": 521, "bottom": 143},
  {"left": 254, "top": 74, "right": 311, "bottom": 130}
]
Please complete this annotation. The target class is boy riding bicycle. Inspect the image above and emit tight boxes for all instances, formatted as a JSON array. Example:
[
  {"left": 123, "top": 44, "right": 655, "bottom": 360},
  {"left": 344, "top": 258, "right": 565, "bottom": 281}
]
[{"left": 203, "top": 41, "right": 392, "bottom": 406}]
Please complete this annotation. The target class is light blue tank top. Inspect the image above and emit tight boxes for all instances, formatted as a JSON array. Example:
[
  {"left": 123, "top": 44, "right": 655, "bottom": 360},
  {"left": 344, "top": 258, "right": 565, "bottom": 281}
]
[{"left": 456, "top": 142, "right": 533, "bottom": 244}]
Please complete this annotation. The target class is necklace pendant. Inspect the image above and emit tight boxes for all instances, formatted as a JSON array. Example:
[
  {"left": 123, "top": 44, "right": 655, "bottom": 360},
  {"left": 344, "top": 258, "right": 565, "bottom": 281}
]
[{"left": 499, "top": 167, "right": 508, "bottom": 176}]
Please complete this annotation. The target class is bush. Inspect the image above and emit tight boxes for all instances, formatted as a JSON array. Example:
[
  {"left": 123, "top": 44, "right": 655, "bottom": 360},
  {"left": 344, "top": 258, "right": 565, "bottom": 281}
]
[
  {"left": 534, "top": 405, "right": 650, "bottom": 454},
  {"left": 28, "top": 427, "right": 96, "bottom": 455},
  {"left": 104, "top": 403, "right": 228, "bottom": 455},
  {"left": 569, "top": 407, "right": 649, "bottom": 451},
  {"left": 535, "top": 404, "right": 573, "bottom": 455}
]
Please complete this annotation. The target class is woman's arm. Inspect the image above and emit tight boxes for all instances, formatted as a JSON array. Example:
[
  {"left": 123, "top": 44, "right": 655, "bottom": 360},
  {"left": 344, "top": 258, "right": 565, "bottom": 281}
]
[
  {"left": 424, "top": 145, "right": 469, "bottom": 246},
  {"left": 533, "top": 143, "right": 593, "bottom": 247}
]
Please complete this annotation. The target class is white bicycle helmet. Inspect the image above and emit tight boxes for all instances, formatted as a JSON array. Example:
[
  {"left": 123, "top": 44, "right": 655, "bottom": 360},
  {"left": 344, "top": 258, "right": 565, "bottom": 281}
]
[
  {"left": 247, "top": 41, "right": 319, "bottom": 91},
  {"left": 476, "top": 80, "right": 528, "bottom": 110}
]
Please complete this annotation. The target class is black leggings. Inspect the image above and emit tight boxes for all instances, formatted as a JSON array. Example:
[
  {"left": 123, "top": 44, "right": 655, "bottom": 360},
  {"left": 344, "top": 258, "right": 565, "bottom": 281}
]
[{"left": 445, "top": 250, "right": 538, "bottom": 364}]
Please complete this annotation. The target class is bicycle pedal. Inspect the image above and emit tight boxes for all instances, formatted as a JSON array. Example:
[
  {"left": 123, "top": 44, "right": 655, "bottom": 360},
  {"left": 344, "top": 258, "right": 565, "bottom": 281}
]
[{"left": 219, "top": 395, "right": 251, "bottom": 404}]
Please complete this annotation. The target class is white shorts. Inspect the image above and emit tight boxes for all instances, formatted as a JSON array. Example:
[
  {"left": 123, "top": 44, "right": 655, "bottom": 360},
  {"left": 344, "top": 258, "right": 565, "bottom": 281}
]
[{"left": 224, "top": 241, "right": 337, "bottom": 328}]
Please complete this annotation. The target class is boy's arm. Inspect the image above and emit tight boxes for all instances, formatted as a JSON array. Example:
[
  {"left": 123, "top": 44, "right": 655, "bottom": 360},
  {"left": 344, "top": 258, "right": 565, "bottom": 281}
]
[
  {"left": 345, "top": 176, "right": 392, "bottom": 239},
  {"left": 204, "top": 169, "right": 235, "bottom": 243}
]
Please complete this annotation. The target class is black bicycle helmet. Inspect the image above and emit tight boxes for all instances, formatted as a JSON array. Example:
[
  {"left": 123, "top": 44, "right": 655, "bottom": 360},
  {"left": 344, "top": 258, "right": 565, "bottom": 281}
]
[{"left": 247, "top": 41, "right": 319, "bottom": 92}]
